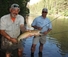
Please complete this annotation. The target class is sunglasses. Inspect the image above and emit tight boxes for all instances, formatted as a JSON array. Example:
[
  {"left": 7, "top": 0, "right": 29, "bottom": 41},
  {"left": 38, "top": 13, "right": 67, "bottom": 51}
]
[
  {"left": 14, "top": 5, "right": 19, "bottom": 8},
  {"left": 42, "top": 11, "right": 47, "bottom": 13}
]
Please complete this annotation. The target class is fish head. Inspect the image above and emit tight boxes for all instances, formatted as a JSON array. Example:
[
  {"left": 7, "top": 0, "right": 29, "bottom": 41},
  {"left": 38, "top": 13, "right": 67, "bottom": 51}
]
[{"left": 34, "top": 30, "right": 41, "bottom": 35}]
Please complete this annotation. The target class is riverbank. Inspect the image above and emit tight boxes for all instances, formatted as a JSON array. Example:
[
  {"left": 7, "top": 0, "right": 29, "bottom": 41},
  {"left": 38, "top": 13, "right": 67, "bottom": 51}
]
[
  {"left": 48, "top": 14, "right": 68, "bottom": 19},
  {"left": 27, "top": 13, "right": 68, "bottom": 19}
]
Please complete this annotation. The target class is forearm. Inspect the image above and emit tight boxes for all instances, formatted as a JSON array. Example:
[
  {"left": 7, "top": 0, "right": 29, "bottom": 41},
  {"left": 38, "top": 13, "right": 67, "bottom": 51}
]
[
  {"left": 32, "top": 26, "right": 40, "bottom": 29},
  {"left": 0, "top": 30, "right": 11, "bottom": 40},
  {"left": 20, "top": 25, "right": 26, "bottom": 32},
  {"left": 32, "top": 26, "right": 38, "bottom": 29},
  {"left": 47, "top": 29, "right": 51, "bottom": 32}
]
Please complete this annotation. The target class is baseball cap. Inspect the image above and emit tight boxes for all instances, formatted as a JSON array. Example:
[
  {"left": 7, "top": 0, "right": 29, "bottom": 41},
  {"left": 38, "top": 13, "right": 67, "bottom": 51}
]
[
  {"left": 11, "top": 3, "right": 20, "bottom": 11},
  {"left": 42, "top": 8, "right": 48, "bottom": 12}
]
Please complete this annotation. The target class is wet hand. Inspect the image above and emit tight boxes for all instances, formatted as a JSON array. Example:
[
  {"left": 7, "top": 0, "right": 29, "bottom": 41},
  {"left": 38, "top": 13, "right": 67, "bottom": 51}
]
[
  {"left": 10, "top": 38, "right": 17, "bottom": 43},
  {"left": 26, "top": 29, "right": 31, "bottom": 32},
  {"left": 29, "top": 35, "right": 34, "bottom": 37},
  {"left": 44, "top": 31, "right": 48, "bottom": 35}
]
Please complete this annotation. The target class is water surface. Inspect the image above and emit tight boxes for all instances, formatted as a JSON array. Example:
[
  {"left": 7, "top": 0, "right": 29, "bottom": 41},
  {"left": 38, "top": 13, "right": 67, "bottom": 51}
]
[
  {"left": 22, "top": 15, "right": 68, "bottom": 57},
  {"left": 1, "top": 15, "right": 68, "bottom": 57}
]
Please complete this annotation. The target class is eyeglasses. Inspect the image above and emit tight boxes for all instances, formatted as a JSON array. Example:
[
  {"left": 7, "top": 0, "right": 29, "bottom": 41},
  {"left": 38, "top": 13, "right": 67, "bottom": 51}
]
[{"left": 42, "top": 11, "right": 47, "bottom": 13}]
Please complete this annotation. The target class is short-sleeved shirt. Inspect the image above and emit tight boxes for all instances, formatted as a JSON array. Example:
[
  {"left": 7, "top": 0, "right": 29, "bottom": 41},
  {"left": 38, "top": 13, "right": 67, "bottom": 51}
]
[
  {"left": 0, "top": 14, "right": 24, "bottom": 38},
  {"left": 31, "top": 16, "right": 52, "bottom": 33}
]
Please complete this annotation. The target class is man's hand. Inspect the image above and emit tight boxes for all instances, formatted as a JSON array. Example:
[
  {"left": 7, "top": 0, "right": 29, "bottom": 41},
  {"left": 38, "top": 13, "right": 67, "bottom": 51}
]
[
  {"left": 0, "top": 30, "right": 17, "bottom": 43},
  {"left": 20, "top": 25, "right": 26, "bottom": 32},
  {"left": 26, "top": 29, "right": 34, "bottom": 37},
  {"left": 26, "top": 29, "right": 31, "bottom": 32},
  {"left": 44, "top": 31, "right": 48, "bottom": 35},
  {"left": 10, "top": 38, "right": 17, "bottom": 43},
  {"left": 37, "top": 27, "right": 42, "bottom": 30}
]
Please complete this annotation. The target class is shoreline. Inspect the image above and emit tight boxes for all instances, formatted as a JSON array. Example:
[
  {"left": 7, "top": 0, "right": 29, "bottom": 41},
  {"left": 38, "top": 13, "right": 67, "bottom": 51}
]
[
  {"left": 27, "top": 13, "right": 68, "bottom": 19},
  {"left": 48, "top": 14, "right": 68, "bottom": 19}
]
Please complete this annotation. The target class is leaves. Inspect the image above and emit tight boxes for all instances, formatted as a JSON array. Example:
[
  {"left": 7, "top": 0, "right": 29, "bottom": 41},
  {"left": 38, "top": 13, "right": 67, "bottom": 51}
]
[
  {"left": 29, "top": 0, "right": 68, "bottom": 16},
  {"left": 0, "top": 0, "right": 30, "bottom": 17}
]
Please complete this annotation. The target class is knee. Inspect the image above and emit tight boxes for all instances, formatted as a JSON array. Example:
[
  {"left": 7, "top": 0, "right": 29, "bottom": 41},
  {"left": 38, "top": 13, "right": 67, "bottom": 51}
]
[
  {"left": 40, "top": 43, "right": 43, "bottom": 46},
  {"left": 18, "top": 49, "right": 23, "bottom": 52},
  {"left": 40, "top": 43, "right": 43, "bottom": 48},
  {"left": 31, "top": 44, "right": 36, "bottom": 50},
  {"left": 6, "top": 53, "right": 11, "bottom": 57}
]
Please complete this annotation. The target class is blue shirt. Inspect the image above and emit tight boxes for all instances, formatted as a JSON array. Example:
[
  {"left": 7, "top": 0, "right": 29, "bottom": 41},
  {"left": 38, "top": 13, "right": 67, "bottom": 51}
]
[{"left": 31, "top": 16, "right": 52, "bottom": 33}]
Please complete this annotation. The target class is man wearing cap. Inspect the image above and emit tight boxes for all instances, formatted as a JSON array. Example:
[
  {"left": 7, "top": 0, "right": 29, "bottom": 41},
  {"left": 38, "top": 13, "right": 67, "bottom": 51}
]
[
  {"left": 0, "top": 3, "right": 31, "bottom": 57},
  {"left": 31, "top": 8, "right": 52, "bottom": 57}
]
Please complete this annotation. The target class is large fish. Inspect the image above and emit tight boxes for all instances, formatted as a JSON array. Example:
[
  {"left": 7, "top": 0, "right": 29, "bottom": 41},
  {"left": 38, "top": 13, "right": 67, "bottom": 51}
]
[
  {"left": 17, "top": 30, "right": 43, "bottom": 42},
  {"left": 9, "top": 30, "right": 43, "bottom": 45}
]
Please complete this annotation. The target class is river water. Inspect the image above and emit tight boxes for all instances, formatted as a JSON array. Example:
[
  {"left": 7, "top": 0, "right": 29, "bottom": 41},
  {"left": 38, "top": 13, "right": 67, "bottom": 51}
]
[
  {"left": 0, "top": 14, "right": 68, "bottom": 57},
  {"left": 22, "top": 14, "right": 68, "bottom": 57}
]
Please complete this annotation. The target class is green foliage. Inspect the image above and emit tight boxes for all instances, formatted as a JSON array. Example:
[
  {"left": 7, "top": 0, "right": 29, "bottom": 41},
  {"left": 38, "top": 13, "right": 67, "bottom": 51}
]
[
  {"left": 29, "top": 0, "right": 68, "bottom": 16},
  {"left": 64, "top": 10, "right": 68, "bottom": 16},
  {"left": 0, "top": 0, "right": 30, "bottom": 17}
]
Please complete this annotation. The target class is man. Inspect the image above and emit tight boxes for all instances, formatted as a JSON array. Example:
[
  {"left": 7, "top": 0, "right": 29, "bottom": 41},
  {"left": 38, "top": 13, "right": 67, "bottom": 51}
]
[
  {"left": 31, "top": 8, "right": 52, "bottom": 57},
  {"left": 0, "top": 3, "right": 31, "bottom": 57}
]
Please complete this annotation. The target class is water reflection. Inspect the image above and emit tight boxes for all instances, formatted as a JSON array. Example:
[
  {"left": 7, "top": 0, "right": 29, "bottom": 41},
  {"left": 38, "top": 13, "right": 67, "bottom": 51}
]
[{"left": 22, "top": 15, "right": 68, "bottom": 57}]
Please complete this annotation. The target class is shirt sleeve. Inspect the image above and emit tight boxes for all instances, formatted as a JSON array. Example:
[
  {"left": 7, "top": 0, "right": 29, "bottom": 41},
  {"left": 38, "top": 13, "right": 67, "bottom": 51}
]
[
  {"left": 19, "top": 16, "right": 24, "bottom": 25},
  {"left": 31, "top": 18, "right": 37, "bottom": 26},
  {"left": 0, "top": 17, "right": 6, "bottom": 30}
]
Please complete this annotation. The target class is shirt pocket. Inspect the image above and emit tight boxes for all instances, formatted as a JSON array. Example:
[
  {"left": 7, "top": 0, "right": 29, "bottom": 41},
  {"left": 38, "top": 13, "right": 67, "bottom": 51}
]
[
  {"left": 6, "top": 23, "right": 13, "bottom": 31},
  {"left": 15, "top": 22, "right": 20, "bottom": 29}
]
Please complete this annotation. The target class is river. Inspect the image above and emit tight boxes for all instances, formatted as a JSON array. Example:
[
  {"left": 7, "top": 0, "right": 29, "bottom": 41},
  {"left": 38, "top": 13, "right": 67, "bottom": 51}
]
[
  {"left": 22, "top": 14, "right": 68, "bottom": 57},
  {"left": 0, "top": 14, "right": 68, "bottom": 57}
]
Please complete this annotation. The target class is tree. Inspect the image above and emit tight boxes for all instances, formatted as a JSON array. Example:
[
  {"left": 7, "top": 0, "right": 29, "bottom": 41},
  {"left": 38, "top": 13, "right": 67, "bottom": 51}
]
[
  {"left": 29, "top": 0, "right": 68, "bottom": 16},
  {"left": 0, "top": 0, "right": 30, "bottom": 17}
]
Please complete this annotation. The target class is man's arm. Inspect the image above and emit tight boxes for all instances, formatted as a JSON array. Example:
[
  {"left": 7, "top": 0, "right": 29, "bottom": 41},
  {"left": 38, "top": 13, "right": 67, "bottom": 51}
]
[
  {"left": 0, "top": 30, "right": 17, "bottom": 43},
  {"left": 20, "top": 24, "right": 26, "bottom": 32},
  {"left": 20, "top": 24, "right": 31, "bottom": 32},
  {"left": 0, "top": 30, "right": 11, "bottom": 40},
  {"left": 32, "top": 26, "right": 42, "bottom": 30}
]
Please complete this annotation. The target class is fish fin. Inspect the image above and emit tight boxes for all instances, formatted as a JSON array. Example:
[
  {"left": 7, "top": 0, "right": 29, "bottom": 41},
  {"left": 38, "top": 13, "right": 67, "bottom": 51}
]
[
  {"left": 18, "top": 39, "right": 23, "bottom": 43},
  {"left": 20, "top": 39, "right": 23, "bottom": 41}
]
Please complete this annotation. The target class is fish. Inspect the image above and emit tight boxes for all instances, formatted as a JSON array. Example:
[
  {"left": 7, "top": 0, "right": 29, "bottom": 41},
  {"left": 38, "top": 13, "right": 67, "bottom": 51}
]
[
  {"left": 17, "top": 30, "right": 44, "bottom": 42},
  {"left": 9, "top": 30, "right": 44, "bottom": 45}
]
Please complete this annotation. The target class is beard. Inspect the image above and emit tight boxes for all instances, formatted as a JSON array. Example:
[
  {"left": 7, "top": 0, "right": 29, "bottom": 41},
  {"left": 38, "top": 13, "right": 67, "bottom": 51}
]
[
  {"left": 11, "top": 13, "right": 17, "bottom": 18},
  {"left": 42, "top": 15, "right": 46, "bottom": 17}
]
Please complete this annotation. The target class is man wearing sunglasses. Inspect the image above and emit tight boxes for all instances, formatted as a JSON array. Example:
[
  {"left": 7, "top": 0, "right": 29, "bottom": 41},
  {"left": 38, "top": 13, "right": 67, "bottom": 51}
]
[
  {"left": 0, "top": 3, "right": 31, "bottom": 57},
  {"left": 31, "top": 8, "right": 52, "bottom": 57}
]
